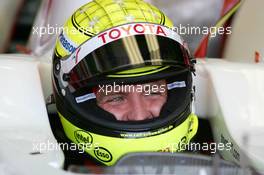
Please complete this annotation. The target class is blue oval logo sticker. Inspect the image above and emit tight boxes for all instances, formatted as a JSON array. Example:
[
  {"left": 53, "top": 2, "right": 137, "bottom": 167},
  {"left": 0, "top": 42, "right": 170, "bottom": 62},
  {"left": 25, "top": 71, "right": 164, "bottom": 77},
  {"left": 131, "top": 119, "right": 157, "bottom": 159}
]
[{"left": 94, "top": 147, "right": 112, "bottom": 162}]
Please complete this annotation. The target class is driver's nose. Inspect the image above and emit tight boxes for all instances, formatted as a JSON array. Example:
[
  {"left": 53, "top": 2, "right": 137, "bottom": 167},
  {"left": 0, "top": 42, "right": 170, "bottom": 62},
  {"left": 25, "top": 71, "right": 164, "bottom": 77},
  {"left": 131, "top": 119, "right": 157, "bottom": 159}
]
[{"left": 126, "top": 93, "right": 154, "bottom": 121}]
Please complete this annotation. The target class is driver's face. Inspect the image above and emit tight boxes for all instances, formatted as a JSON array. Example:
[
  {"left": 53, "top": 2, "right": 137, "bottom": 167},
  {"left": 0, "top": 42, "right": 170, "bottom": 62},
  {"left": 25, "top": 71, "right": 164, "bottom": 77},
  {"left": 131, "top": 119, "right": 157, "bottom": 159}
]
[{"left": 96, "top": 80, "right": 167, "bottom": 121}]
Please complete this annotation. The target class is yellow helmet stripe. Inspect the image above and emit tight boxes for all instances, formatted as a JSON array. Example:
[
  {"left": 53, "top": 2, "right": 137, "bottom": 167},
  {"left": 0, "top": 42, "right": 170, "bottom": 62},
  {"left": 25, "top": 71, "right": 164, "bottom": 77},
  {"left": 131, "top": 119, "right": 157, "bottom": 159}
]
[{"left": 107, "top": 66, "right": 170, "bottom": 78}]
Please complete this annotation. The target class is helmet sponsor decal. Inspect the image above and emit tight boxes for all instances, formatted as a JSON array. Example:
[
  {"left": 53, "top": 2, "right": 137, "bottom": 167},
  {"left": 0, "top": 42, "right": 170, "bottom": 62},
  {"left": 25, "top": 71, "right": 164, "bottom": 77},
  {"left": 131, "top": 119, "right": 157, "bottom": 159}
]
[
  {"left": 98, "top": 23, "right": 167, "bottom": 44},
  {"left": 74, "top": 130, "right": 93, "bottom": 144},
  {"left": 94, "top": 147, "right": 113, "bottom": 163},
  {"left": 120, "top": 125, "right": 174, "bottom": 138},
  {"left": 59, "top": 32, "right": 77, "bottom": 54},
  {"left": 167, "top": 81, "right": 186, "bottom": 90},
  {"left": 75, "top": 93, "right": 96, "bottom": 103}
]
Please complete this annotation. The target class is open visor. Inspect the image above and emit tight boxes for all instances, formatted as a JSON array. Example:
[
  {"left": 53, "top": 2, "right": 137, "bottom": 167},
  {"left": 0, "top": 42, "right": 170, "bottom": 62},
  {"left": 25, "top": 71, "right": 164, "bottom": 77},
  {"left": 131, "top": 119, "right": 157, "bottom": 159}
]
[{"left": 61, "top": 35, "right": 191, "bottom": 89}]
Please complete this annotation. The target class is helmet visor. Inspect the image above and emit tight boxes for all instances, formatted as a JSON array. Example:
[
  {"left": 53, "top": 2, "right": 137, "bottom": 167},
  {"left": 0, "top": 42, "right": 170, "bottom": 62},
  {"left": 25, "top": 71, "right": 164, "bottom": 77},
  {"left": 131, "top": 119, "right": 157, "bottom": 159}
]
[{"left": 65, "top": 34, "right": 191, "bottom": 90}]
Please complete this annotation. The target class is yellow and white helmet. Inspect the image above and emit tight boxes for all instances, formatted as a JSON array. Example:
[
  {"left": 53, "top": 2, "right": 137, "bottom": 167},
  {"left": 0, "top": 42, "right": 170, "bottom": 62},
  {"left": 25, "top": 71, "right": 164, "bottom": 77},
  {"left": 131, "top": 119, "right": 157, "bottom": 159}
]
[{"left": 52, "top": 0, "right": 198, "bottom": 166}]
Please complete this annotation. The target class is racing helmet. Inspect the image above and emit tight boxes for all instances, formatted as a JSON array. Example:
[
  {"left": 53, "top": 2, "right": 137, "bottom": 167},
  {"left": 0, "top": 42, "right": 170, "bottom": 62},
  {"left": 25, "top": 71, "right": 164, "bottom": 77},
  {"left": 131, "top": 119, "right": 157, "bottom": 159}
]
[{"left": 52, "top": 0, "right": 199, "bottom": 166}]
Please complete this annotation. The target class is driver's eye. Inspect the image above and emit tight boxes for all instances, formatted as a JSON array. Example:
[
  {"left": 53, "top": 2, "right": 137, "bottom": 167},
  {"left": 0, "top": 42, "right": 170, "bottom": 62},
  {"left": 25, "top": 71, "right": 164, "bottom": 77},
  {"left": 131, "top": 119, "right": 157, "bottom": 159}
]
[{"left": 106, "top": 96, "right": 124, "bottom": 103}]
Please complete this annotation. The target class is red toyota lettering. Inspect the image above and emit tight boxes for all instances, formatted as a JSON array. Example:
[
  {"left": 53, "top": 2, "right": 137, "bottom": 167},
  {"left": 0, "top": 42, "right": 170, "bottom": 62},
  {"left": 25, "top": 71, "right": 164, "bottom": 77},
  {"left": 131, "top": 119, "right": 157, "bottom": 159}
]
[
  {"left": 134, "top": 24, "right": 145, "bottom": 33},
  {"left": 109, "top": 29, "right": 121, "bottom": 40},
  {"left": 145, "top": 24, "right": 155, "bottom": 33},
  {"left": 98, "top": 32, "right": 108, "bottom": 44},
  {"left": 121, "top": 25, "right": 132, "bottom": 35},
  {"left": 156, "top": 26, "right": 166, "bottom": 36}
]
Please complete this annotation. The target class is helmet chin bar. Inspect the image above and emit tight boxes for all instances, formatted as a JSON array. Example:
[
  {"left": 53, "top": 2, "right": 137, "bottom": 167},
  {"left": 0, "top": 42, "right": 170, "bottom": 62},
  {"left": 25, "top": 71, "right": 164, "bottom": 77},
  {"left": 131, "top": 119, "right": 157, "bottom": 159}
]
[{"left": 59, "top": 112, "right": 199, "bottom": 166}]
